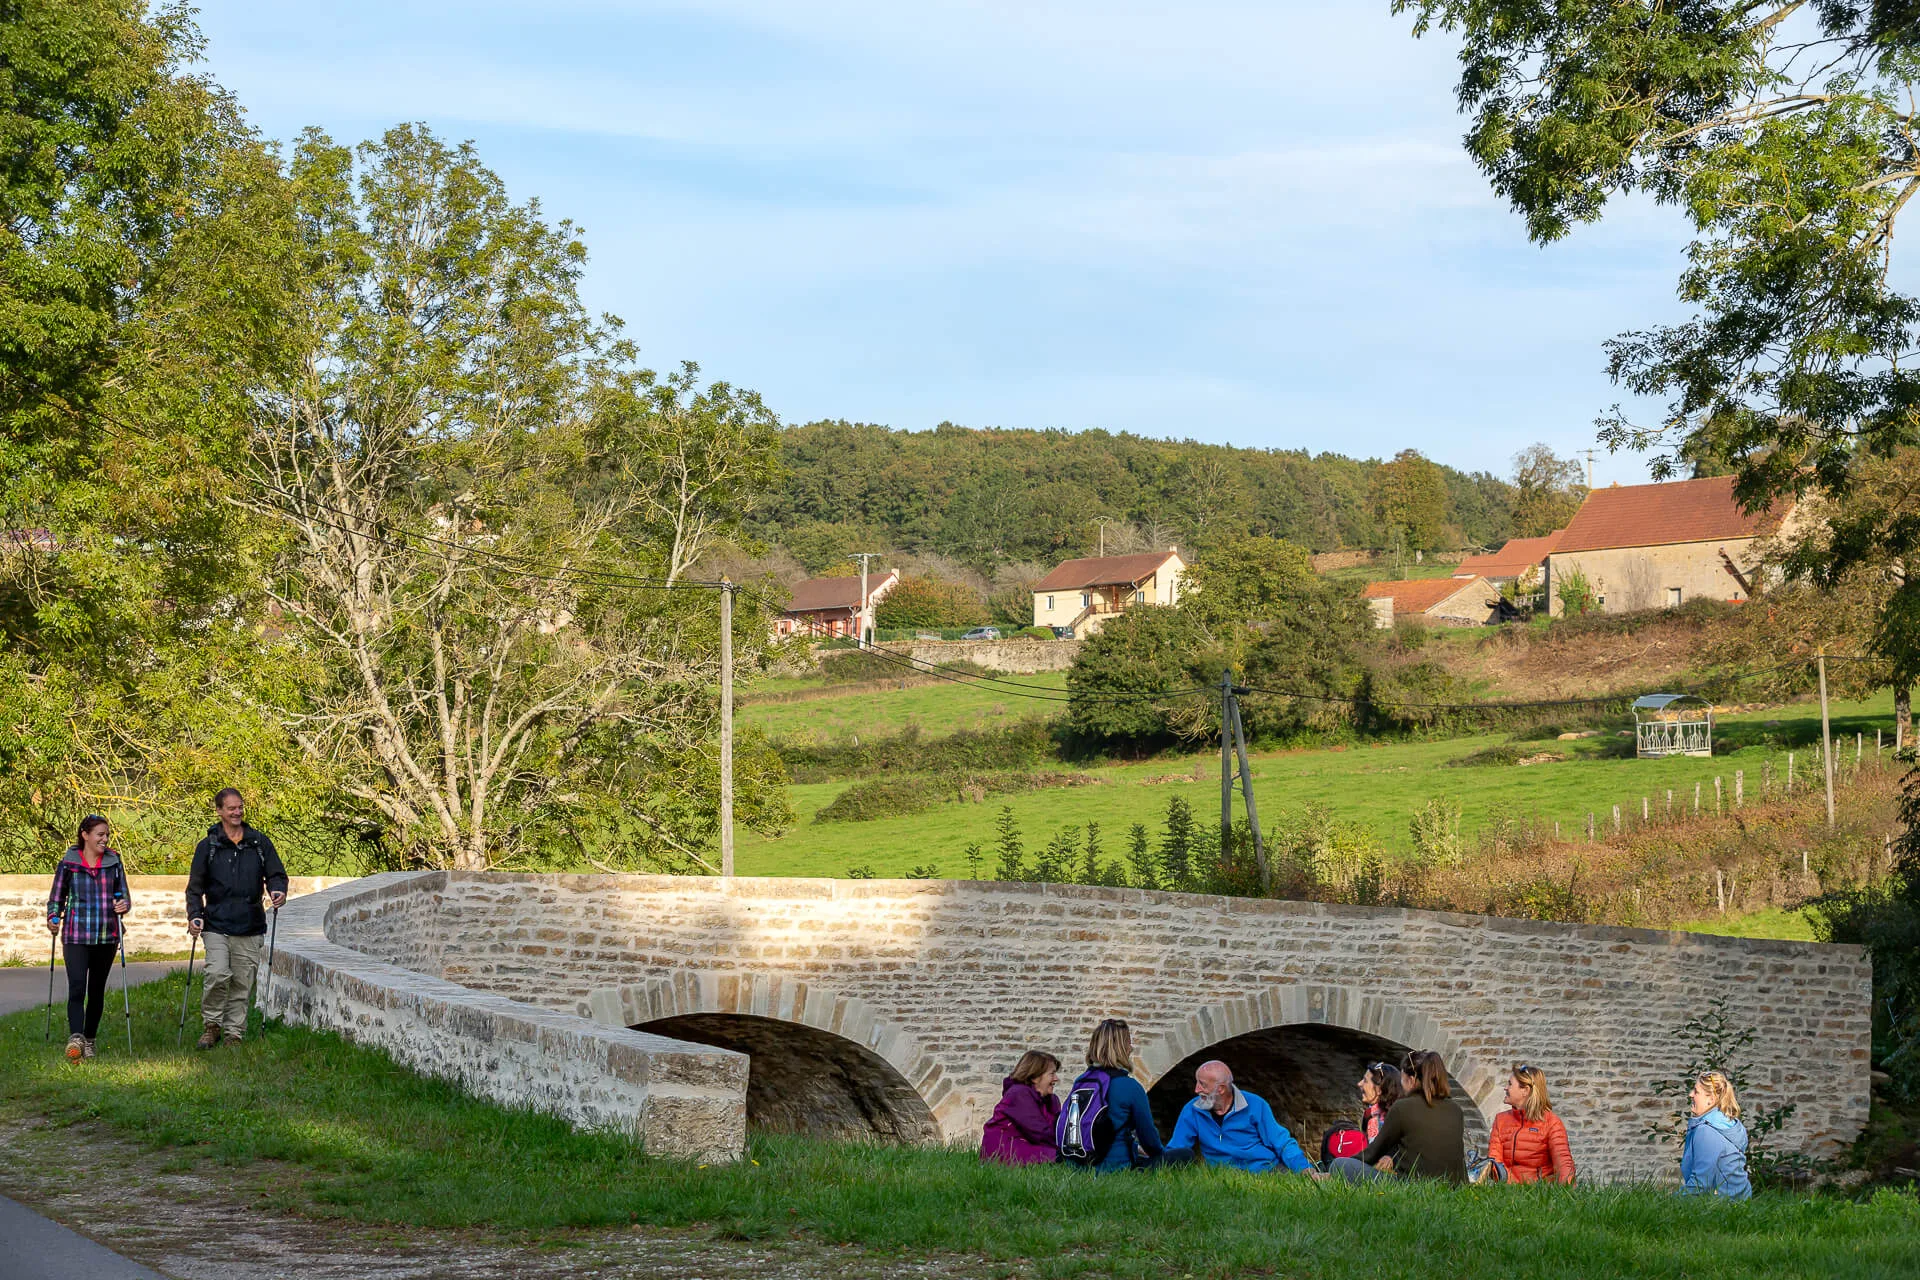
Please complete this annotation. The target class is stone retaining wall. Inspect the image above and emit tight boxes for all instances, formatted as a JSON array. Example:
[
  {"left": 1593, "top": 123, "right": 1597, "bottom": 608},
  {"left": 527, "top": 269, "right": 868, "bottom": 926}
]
[
  {"left": 262, "top": 874, "right": 747, "bottom": 1161},
  {"left": 901, "top": 638, "right": 1079, "bottom": 673},
  {"left": 0, "top": 875, "right": 353, "bottom": 960}
]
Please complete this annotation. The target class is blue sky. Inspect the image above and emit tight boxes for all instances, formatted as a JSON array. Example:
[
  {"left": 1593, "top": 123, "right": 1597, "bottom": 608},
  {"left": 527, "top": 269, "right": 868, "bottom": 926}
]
[{"left": 191, "top": 1, "right": 1695, "bottom": 484}]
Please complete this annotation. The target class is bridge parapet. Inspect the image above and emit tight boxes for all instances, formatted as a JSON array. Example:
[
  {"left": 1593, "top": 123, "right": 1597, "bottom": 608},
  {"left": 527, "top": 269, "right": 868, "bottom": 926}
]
[{"left": 246, "top": 872, "right": 1869, "bottom": 1180}]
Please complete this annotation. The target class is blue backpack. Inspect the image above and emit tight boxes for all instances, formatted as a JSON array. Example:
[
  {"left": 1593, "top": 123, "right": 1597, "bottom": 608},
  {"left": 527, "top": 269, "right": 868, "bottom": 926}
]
[{"left": 1056, "top": 1068, "right": 1115, "bottom": 1165}]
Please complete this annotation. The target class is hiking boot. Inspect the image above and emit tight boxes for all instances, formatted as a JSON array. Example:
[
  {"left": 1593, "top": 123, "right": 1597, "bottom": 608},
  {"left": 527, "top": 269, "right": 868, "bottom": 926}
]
[
  {"left": 195, "top": 1024, "right": 222, "bottom": 1051},
  {"left": 82, "top": 1038, "right": 96, "bottom": 1059},
  {"left": 222, "top": 1033, "right": 243, "bottom": 1047},
  {"left": 65, "top": 1034, "right": 85, "bottom": 1062}
]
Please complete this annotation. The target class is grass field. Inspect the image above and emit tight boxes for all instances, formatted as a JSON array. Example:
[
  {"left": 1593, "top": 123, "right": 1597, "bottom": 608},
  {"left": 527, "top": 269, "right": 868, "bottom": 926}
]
[
  {"left": 737, "top": 690, "right": 1900, "bottom": 882},
  {"left": 740, "top": 671, "right": 1069, "bottom": 740},
  {"left": 3, "top": 984, "right": 1914, "bottom": 1280}
]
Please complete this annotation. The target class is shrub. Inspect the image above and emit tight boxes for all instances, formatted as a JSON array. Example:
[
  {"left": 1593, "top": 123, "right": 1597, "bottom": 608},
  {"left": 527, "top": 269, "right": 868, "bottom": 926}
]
[
  {"left": 873, "top": 575, "right": 988, "bottom": 629},
  {"left": 1556, "top": 567, "right": 1598, "bottom": 616}
]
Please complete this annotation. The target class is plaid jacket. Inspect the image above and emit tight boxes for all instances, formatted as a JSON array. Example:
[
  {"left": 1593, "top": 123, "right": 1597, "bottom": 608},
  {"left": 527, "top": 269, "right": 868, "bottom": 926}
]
[{"left": 46, "top": 848, "right": 130, "bottom": 946}]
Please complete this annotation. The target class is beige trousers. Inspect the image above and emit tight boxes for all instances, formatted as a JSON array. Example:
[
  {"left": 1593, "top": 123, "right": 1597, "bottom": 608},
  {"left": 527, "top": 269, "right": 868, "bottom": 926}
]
[{"left": 200, "top": 931, "right": 263, "bottom": 1037}]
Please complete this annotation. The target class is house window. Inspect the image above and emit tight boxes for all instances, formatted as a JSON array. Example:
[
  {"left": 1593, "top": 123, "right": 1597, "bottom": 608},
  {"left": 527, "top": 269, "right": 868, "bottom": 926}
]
[
  {"left": 1667, "top": 587, "right": 1682, "bottom": 607},
  {"left": 1081, "top": 592, "right": 1091, "bottom": 607},
  {"left": 1596, "top": 594, "right": 1606, "bottom": 606},
  {"left": 1046, "top": 595, "right": 1054, "bottom": 610},
  {"left": 1134, "top": 589, "right": 1145, "bottom": 603}
]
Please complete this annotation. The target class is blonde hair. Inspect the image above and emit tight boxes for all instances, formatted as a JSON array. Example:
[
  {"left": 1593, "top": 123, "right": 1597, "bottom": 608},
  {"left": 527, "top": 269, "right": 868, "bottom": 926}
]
[
  {"left": 1695, "top": 1070, "right": 1742, "bottom": 1120},
  {"left": 1009, "top": 1050, "right": 1060, "bottom": 1084},
  {"left": 1512, "top": 1063, "right": 1553, "bottom": 1122},
  {"left": 1086, "top": 1019, "right": 1134, "bottom": 1072}
]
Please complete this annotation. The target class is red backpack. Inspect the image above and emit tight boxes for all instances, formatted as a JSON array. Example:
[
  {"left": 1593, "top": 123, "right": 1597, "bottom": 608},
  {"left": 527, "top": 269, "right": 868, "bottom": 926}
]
[{"left": 1321, "top": 1128, "right": 1368, "bottom": 1162}]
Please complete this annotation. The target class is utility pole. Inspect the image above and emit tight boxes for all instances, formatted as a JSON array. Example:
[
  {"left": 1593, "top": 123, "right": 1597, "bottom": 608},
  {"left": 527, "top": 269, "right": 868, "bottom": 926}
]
[
  {"left": 720, "top": 580, "right": 734, "bottom": 876},
  {"left": 1818, "top": 649, "right": 1835, "bottom": 829},
  {"left": 1091, "top": 516, "right": 1116, "bottom": 558},
  {"left": 1579, "top": 448, "right": 1597, "bottom": 490},
  {"left": 850, "top": 552, "right": 880, "bottom": 645},
  {"left": 1219, "top": 670, "right": 1270, "bottom": 892}
]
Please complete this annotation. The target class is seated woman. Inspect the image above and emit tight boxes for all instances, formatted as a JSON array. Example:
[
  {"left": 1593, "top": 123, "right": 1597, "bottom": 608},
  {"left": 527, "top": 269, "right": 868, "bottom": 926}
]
[
  {"left": 1061, "top": 1019, "right": 1170, "bottom": 1172},
  {"left": 1358, "top": 1060, "right": 1405, "bottom": 1170},
  {"left": 1485, "top": 1063, "right": 1576, "bottom": 1184},
  {"left": 981, "top": 1050, "right": 1063, "bottom": 1164},
  {"left": 1327, "top": 1050, "right": 1467, "bottom": 1184},
  {"left": 1680, "top": 1070, "right": 1752, "bottom": 1200}
]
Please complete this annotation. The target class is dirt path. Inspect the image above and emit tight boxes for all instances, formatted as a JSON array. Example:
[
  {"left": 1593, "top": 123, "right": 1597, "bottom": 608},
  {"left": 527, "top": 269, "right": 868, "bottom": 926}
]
[{"left": 0, "top": 1118, "right": 992, "bottom": 1280}]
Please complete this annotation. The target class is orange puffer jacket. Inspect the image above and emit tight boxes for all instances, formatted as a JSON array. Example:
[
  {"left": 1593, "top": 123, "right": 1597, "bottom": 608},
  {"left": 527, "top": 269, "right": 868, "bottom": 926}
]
[{"left": 1487, "top": 1108, "right": 1575, "bottom": 1184}]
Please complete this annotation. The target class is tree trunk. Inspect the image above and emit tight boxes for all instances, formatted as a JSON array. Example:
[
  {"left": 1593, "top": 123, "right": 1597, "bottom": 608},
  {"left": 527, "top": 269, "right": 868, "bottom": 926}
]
[{"left": 1898, "top": 684, "right": 1912, "bottom": 753}]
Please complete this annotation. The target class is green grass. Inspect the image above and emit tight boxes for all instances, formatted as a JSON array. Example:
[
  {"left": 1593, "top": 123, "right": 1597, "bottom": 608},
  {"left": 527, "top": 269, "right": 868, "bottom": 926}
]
[
  {"left": 4, "top": 981, "right": 1914, "bottom": 1278},
  {"left": 738, "top": 693, "right": 1900, "bottom": 884},
  {"left": 1670, "top": 907, "right": 1819, "bottom": 942},
  {"left": 739, "top": 671, "right": 1069, "bottom": 740}
]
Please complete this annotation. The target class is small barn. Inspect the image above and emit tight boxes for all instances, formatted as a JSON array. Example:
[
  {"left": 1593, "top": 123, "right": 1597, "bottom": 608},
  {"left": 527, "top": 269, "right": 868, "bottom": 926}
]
[{"left": 1361, "top": 575, "right": 1501, "bottom": 628}]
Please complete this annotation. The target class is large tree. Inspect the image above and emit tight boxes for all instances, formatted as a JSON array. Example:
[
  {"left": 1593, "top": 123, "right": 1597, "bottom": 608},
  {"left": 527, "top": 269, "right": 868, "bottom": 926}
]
[
  {"left": 1508, "top": 444, "right": 1587, "bottom": 538},
  {"left": 0, "top": 1, "right": 313, "bottom": 868},
  {"left": 1371, "top": 448, "right": 1451, "bottom": 550},
  {"left": 245, "top": 125, "right": 789, "bottom": 870}
]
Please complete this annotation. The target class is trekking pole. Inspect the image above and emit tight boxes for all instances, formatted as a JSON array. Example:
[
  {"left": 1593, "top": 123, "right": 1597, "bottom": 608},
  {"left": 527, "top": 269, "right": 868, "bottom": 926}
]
[
  {"left": 176, "top": 933, "right": 198, "bottom": 1048},
  {"left": 260, "top": 904, "right": 279, "bottom": 1028},
  {"left": 116, "top": 927, "right": 134, "bottom": 1058},
  {"left": 42, "top": 930, "right": 57, "bottom": 1044}
]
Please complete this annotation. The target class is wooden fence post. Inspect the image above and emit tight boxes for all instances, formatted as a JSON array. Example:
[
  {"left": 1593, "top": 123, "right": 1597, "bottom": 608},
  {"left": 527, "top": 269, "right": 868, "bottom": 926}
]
[
  {"left": 1694, "top": 781, "right": 1702, "bottom": 815},
  {"left": 1714, "top": 777, "right": 1723, "bottom": 815},
  {"left": 1613, "top": 803, "right": 1621, "bottom": 834},
  {"left": 1587, "top": 812, "right": 1595, "bottom": 843},
  {"left": 1735, "top": 770, "right": 1743, "bottom": 808},
  {"left": 1642, "top": 795, "right": 1649, "bottom": 822},
  {"left": 1788, "top": 752, "right": 1795, "bottom": 794}
]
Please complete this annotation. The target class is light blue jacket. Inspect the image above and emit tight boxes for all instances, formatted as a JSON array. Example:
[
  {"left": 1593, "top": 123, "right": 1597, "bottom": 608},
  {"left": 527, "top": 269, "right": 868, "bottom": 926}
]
[
  {"left": 1680, "top": 1108, "right": 1752, "bottom": 1200},
  {"left": 1167, "top": 1087, "right": 1313, "bottom": 1173}
]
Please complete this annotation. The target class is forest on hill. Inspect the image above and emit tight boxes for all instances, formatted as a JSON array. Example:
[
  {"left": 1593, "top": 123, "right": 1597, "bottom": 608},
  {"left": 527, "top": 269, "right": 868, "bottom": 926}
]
[{"left": 749, "top": 420, "right": 1525, "bottom": 575}]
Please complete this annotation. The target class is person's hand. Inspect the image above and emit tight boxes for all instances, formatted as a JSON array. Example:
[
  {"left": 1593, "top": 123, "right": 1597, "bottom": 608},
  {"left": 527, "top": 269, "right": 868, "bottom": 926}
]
[
  {"left": 112, "top": 897, "right": 130, "bottom": 915},
  {"left": 1309, "top": 1169, "right": 1329, "bottom": 1182},
  {"left": 268, "top": 890, "right": 286, "bottom": 909},
  {"left": 188, "top": 917, "right": 204, "bottom": 937},
  {"left": 46, "top": 918, "right": 59, "bottom": 936},
  {"left": 1376, "top": 1156, "right": 1393, "bottom": 1173}
]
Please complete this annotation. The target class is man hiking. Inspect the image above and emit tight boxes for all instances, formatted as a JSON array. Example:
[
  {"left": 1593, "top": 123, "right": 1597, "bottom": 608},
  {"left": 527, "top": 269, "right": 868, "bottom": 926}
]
[{"left": 185, "top": 788, "right": 287, "bottom": 1049}]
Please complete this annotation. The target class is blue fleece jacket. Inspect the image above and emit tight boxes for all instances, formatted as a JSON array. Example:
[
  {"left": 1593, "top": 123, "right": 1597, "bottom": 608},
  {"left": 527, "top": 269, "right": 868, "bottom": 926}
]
[
  {"left": 1679, "top": 1108, "right": 1752, "bottom": 1200},
  {"left": 1091, "top": 1068, "right": 1167, "bottom": 1172},
  {"left": 1167, "top": 1088, "right": 1314, "bottom": 1173}
]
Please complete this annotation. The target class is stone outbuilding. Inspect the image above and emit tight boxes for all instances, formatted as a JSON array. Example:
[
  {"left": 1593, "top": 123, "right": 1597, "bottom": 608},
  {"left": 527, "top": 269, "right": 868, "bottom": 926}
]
[
  {"left": 1545, "top": 476, "right": 1795, "bottom": 617},
  {"left": 1361, "top": 574, "right": 1501, "bottom": 628}
]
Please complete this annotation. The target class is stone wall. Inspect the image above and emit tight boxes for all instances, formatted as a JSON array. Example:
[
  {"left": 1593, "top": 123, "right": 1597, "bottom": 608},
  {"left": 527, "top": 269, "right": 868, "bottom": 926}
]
[
  {"left": 426, "top": 874, "right": 1871, "bottom": 1182},
  {"left": 901, "top": 638, "right": 1080, "bottom": 673},
  {"left": 0, "top": 875, "right": 354, "bottom": 961},
  {"left": 262, "top": 874, "right": 748, "bottom": 1161},
  {"left": 1547, "top": 538, "right": 1763, "bottom": 616}
]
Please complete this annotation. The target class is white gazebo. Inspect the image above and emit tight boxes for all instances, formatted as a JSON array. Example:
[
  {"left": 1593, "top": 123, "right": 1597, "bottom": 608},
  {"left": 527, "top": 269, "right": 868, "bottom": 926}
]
[{"left": 1633, "top": 693, "right": 1713, "bottom": 759}]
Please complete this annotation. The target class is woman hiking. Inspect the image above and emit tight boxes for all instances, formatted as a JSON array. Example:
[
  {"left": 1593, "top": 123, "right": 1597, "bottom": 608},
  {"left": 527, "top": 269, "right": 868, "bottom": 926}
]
[{"left": 45, "top": 815, "right": 131, "bottom": 1061}]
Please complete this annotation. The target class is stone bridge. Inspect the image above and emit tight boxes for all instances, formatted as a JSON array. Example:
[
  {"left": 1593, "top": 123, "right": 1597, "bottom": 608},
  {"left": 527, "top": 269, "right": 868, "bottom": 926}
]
[{"left": 259, "top": 872, "right": 1870, "bottom": 1181}]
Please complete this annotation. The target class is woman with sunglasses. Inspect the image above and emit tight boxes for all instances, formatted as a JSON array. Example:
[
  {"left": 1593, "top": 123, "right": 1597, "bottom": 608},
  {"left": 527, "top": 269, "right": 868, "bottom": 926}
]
[{"left": 1485, "top": 1063, "right": 1576, "bottom": 1184}]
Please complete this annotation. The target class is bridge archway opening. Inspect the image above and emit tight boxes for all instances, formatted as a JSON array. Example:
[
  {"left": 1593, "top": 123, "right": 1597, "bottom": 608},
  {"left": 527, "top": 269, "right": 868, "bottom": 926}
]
[
  {"left": 1146, "top": 1024, "right": 1489, "bottom": 1150},
  {"left": 635, "top": 1013, "right": 938, "bottom": 1144}
]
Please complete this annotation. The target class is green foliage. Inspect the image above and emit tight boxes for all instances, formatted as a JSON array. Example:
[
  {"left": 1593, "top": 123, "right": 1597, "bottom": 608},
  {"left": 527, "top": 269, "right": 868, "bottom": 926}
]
[
  {"left": 1557, "top": 568, "right": 1599, "bottom": 618},
  {"left": 1179, "top": 535, "right": 1319, "bottom": 627},
  {"left": 1064, "top": 606, "right": 1209, "bottom": 746},
  {"left": 1371, "top": 449, "right": 1452, "bottom": 551},
  {"left": 1157, "top": 796, "right": 1197, "bottom": 891},
  {"left": 759, "top": 422, "right": 1515, "bottom": 571},
  {"left": 811, "top": 769, "right": 1084, "bottom": 824},
  {"left": 1509, "top": 444, "right": 1587, "bottom": 538},
  {"left": 873, "top": 575, "right": 987, "bottom": 629},
  {"left": 1408, "top": 796, "right": 1465, "bottom": 867},
  {"left": 774, "top": 718, "right": 1056, "bottom": 784},
  {"left": 993, "top": 805, "right": 1025, "bottom": 880}
]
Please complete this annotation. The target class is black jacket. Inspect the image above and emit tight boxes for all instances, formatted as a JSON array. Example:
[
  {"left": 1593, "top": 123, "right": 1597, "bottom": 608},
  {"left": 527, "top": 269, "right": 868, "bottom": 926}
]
[{"left": 185, "top": 823, "right": 288, "bottom": 936}]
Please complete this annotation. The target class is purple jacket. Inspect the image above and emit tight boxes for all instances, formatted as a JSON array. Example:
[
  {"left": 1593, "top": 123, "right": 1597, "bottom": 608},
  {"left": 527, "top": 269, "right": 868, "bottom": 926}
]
[{"left": 981, "top": 1077, "right": 1061, "bottom": 1165}]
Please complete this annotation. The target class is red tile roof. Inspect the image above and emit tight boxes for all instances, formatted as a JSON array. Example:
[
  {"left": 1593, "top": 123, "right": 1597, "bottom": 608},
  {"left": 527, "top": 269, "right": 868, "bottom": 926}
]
[
  {"left": 1455, "top": 532, "right": 1562, "bottom": 579},
  {"left": 1361, "top": 576, "right": 1488, "bottom": 614},
  {"left": 1553, "top": 476, "right": 1792, "bottom": 554},
  {"left": 1032, "top": 552, "right": 1180, "bottom": 592},
  {"left": 782, "top": 571, "right": 897, "bottom": 614}
]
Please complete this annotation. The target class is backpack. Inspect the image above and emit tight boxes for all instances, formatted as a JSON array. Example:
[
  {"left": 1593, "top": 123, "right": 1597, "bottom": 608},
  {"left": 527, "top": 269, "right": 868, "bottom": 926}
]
[
  {"left": 1056, "top": 1069, "right": 1116, "bottom": 1165},
  {"left": 1466, "top": 1145, "right": 1509, "bottom": 1185},
  {"left": 1321, "top": 1127, "right": 1368, "bottom": 1163}
]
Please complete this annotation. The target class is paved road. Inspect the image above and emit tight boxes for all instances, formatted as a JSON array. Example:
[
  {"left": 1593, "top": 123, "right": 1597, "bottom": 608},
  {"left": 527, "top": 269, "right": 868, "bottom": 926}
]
[
  {"left": 0, "top": 1193, "right": 171, "bottom": 1279},
  {"left": 0, "top": 963, "right": 183, "bottom": 1017}
]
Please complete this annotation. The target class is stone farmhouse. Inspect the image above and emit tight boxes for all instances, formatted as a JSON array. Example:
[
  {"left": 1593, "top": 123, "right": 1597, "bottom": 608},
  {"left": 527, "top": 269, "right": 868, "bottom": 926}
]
[
  {"left": 1455, "top": 530, "right": 1562, "bottom": 586},
  {"left": 1031, "top": 550, "right": 1185, "bottom": 637},
  {"left": 774, "top": 570, "right": 899, "bottom": 640},
  {"left": 1361, "top": 575, "right": 1502, "bottom": 628},
  {"left": 1545, "top": 476, "right": 1796, "bottom": 617}
]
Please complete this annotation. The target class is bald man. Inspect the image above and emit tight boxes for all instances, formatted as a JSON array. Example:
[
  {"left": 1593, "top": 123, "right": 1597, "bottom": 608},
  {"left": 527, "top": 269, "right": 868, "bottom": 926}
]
[{"left": 1166, "top": 1060, "right": 1315, "bottom": 1174}]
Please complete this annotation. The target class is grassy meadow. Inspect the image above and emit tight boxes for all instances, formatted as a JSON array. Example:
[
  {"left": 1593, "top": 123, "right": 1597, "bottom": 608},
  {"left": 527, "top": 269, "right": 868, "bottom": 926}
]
[
  {"left": 737, "top": 676, "right": 1901, "bottom": 894},
  {"left": 2, "top": 983, "right": 1914, "bottom": 1280}
]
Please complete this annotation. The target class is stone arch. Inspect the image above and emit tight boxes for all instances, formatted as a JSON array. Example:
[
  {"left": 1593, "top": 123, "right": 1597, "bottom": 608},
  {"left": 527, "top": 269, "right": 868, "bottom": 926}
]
[
  {"left": 585, "top": 970, "right": 942, "bottom": 1143},
  {"left": 1134, "top": 985, "right": 1498, "bottom": 1147}
]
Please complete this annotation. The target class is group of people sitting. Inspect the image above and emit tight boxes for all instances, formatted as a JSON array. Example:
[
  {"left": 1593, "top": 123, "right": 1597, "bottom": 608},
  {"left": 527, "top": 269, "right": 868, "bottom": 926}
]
[{"left": 980, "top": 1018, "right": 1752, "bottom": 1198}]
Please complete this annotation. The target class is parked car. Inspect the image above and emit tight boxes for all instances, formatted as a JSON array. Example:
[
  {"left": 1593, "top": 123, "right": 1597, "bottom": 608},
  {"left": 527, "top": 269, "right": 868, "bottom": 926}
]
[
  {"left": 961, "top": 626, "right": 1001, "bottom": 640},
  {"left": 1049, "top": 625, "right": 1075, "bottom": 639}
]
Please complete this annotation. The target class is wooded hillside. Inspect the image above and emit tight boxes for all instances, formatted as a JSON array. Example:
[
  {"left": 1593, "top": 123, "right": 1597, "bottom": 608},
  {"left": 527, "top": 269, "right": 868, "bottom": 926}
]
[{"left": 752, "top": 420, "right": 1516, "bottom": 572}]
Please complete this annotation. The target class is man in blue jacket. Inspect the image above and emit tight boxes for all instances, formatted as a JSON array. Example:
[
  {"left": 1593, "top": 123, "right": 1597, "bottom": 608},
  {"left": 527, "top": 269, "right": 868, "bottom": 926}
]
[{"left": 1166, "top": 1061, "right": 1314, "bottom": 1173}]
